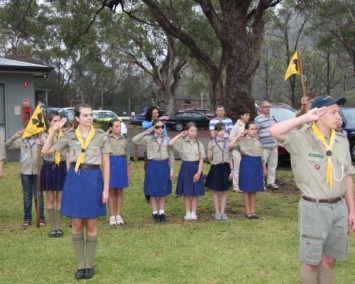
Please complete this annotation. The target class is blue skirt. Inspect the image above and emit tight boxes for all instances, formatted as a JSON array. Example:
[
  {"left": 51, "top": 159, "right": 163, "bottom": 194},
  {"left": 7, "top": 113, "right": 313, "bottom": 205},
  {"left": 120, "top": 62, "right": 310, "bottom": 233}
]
[
  {"left": 176, "top": 161, "right": 204, "bottom": 196},
  {"left": 205, "top": 163, "right": 231, "bottom": 191},
  {"left": 109, "top": 156, "right": 129, "bottom": 189},
  {"left": 144, "top": 160, "right": 172, "bottom": 196},
  {"left": 40, "top": 161, "right": 67, "bottom": 191},
  {"left": 61, "top": 167, "right": 106, "bottom": 218},
  {"left": 239, "top": 155, "right": 264, "bottom": 193}
]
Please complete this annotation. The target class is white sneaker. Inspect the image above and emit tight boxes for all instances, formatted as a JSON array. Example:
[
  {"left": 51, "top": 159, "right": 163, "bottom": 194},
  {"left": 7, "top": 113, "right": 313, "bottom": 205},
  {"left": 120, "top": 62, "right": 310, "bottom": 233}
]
[
  {"left": 213, "top": 212, "right": 221, "bottom": 220},
  {"left": 184, "top": 213, "right": 192, "bottom": 221},
  {"left": 116, "top": 215, "right": 124, "bottom": 225},
  {"left": 220, "top": 213, "right": 228, "bottom": 220},
  {"left": 190, "top": 213, "right": 197, "bottom": 221},
  {"left": 109, "top": 216, "right": 116, "bottom": 226}
]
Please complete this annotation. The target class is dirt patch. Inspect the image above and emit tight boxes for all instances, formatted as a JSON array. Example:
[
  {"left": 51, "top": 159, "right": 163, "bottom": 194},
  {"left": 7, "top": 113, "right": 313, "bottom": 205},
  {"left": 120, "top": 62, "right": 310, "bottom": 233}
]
[{"left": 272, "top": 179, "right": 299, "bottom": 195}]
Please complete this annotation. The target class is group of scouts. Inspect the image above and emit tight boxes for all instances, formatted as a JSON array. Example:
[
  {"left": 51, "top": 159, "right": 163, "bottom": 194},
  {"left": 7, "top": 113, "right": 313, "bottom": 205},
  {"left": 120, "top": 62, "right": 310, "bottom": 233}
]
[{"left": 0, "top": 96, "right": 354, "bottom": 283}]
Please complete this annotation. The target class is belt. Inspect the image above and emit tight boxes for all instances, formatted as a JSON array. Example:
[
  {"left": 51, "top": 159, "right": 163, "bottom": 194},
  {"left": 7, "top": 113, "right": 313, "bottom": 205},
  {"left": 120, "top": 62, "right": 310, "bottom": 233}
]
[
  {"left": 70, "top": 163, "right": 100, "bottom": 170},
  {"left": 44, "top": 160, "right": 66, "bottom": 166},
  {"left": 302, "top": 195, "right": 344, "bottom": 204}
]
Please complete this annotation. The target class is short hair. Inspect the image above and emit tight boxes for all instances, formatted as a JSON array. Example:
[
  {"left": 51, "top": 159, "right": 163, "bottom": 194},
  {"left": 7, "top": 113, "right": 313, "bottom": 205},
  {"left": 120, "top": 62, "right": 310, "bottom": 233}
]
[
  {"left": 305, "top": 92, "right": 317, "bottom": 100},
  {"left": 245, "top": 121, "right": 256, "bottom": 130},
  {"left": 215, "top": 105, "right": 225, "bottom": 110},
  {"left": 214, "top": 122, "right": 225, "bottom": 131}
]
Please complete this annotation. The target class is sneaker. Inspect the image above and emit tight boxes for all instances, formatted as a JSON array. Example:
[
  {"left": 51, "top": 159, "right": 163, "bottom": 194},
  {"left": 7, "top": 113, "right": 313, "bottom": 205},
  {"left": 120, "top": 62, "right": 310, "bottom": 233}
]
[
  {"left": 190, "top": 213, "right": 197, "bottom": 221},
  {"left": 267, "top": 183, "right": 279, "bottom": 189},
  {"left": 212, "top": 212, "right": 221, "bottom": 220},
  {"left": 116, "top": 215, "right": 124, "bottom": 225},
  {"left": 159, "top": 214, "right": 167, "bottom": 223},
  {"left": 184, "top": 213, "right": 192, "bottom": 221},
  {"left": 220, "top": 213, "right": 228, "bottom": 220},
  {"left": 109, "top": 216, "right": 116, "bottom": 226},
  {"left": 152, "top": 214, "right": 160, "bottom": 223}
]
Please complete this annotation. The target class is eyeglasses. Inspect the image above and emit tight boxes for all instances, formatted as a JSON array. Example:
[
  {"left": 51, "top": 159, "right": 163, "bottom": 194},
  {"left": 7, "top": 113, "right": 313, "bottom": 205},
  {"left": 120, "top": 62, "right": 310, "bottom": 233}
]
[{"left": 154, "top": 125, "right": 164, "bottom": 129}]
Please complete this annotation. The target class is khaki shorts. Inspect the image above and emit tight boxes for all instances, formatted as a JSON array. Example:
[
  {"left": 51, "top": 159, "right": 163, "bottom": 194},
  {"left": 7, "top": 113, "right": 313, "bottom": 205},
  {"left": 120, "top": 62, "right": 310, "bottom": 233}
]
[{"left": 298, "top": 198, "right": 349, "bottom": 265}]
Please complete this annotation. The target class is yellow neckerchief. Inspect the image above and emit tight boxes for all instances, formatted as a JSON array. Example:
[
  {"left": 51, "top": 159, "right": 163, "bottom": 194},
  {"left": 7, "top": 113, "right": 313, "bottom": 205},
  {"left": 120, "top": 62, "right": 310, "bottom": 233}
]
[
  {"left": 49, "top": 127, "right": 63, "bottom": 165},
  {"left": 311, "top": 123, "right": 335, "bottom": 189},
  {"left": 74, "top": 125, "right": 95, "bottom": 172}
]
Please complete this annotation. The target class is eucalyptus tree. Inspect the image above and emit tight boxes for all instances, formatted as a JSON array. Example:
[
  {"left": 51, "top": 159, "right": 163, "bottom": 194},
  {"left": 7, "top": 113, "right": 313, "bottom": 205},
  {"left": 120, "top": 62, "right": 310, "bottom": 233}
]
[{"left": 130, "top": 0, "right": 283, "bottom": 120}]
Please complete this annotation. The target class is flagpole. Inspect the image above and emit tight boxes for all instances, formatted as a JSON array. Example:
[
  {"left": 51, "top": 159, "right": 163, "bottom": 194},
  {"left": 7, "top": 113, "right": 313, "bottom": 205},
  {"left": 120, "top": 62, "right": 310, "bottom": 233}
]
[
  {"left": 298, "top": 49, "right": 307, "bottom": 97},
  {"left": 36, "top": 133, "right": 42, "bottom": 228}
]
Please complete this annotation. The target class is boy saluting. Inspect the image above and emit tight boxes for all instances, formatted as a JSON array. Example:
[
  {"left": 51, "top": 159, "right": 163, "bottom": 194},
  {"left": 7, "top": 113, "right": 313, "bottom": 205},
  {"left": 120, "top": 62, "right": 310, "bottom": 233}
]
[{"left": 270, "top": 96, "right": 355, "bottom": 284}]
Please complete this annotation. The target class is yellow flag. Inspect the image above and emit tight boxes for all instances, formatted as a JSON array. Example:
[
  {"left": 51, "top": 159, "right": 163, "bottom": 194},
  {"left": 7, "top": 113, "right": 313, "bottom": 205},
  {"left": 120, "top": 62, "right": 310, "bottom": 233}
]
[
  {"left": 284, "top": 51, "right": 301, "bottom": 80},
  {"left": 22, "top": 105, "right": 46, "bottom": 138}
]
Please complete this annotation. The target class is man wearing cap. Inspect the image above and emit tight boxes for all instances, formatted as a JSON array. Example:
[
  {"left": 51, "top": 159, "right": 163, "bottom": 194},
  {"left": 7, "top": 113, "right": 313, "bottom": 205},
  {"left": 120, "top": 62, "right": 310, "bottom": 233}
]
[{"left": 269, "top": 95, "right": 355, "bottom": 284}]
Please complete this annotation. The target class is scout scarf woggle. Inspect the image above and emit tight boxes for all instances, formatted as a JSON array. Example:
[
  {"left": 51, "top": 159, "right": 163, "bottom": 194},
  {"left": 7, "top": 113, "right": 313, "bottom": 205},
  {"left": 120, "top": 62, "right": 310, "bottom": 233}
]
[
  {"left": 311, "top": 123, "right": 335, "bottom": 189},
  {"left": 74, "top": 125, "right": 95, "bottom": 172},
  {"left": 49, "top": 127, "right": 63, "bottom": 165}
]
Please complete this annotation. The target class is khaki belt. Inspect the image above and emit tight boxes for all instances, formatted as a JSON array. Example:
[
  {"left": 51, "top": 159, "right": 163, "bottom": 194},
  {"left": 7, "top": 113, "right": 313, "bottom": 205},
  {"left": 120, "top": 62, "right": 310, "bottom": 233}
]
[
  {"left": 302, "top": 195, "right": 344, "bottom": 204},
  {"left": 70, "top": 163, "right": 100, "bottom": 170}
]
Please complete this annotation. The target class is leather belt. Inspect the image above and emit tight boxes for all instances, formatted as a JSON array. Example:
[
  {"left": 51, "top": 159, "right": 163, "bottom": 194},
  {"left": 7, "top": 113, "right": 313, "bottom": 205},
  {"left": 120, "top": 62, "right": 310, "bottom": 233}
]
[
  {"left": 70, "top": 163, "right": 100, "bottom": 170},
  {"left": 44, "top": 160, "right": 66, "bottom": 166},
  {"left": 302, "top": 195, "right": 344, "bottom": 204}
]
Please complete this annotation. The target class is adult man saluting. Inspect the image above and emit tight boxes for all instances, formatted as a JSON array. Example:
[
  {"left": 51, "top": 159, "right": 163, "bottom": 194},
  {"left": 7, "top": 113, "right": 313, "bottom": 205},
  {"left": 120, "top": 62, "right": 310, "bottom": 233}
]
[
  {"left": 255, "top": 101, "right": 279, "bottom": 189},
  {"left": 270, "top": 96, "right": 355, "bottom": 284}
]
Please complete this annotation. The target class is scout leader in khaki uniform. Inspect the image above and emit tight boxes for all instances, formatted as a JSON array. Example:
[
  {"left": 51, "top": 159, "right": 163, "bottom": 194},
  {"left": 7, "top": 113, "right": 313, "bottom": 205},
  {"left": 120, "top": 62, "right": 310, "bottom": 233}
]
[
  {"left": 269, "top": 96, "right": 355, "bottom": 284},
  {"left": 42, "top": 103, "right": 111, "bottom": 280}
]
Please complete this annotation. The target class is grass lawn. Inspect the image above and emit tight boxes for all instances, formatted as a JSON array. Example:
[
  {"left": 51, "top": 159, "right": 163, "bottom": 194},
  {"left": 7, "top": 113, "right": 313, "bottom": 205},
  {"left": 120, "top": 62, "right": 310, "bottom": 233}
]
[{"left": 0, "top": 161, "right": 354, "bottom": 284}]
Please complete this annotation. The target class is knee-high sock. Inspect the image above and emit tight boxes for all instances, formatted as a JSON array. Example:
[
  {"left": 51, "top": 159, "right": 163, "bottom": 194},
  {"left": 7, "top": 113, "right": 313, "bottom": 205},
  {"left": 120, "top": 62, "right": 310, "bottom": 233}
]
[
  {"left": 300, "top": 266, "right": 317, "bottom": 284},
  {"left": 317, "top": 266, "right": 334, "bottom": 284},
  {"left": 86, "top": 235, "right": 98, "bottom": 268},
  {"left": 55, "top": 210, "right": 62, "bottom": 229},
  {"left": 72, "top": 233, "right": 85, "bottom": 269},
  {"left": 47, "top": 208, "right": 55, "bottom": 230}
]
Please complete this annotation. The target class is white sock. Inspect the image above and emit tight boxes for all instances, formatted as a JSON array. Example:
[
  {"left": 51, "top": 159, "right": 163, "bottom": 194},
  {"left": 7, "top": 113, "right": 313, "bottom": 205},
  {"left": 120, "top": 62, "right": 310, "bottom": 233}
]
[
  {"left": 152, "top": 211, "right": 158, "bottom": 215},
  {"left": 191, "top": 211, "right": 196, "bottom": 215},
  {"left": 159, "top": 210, "right": 165, "bottom": 215}
]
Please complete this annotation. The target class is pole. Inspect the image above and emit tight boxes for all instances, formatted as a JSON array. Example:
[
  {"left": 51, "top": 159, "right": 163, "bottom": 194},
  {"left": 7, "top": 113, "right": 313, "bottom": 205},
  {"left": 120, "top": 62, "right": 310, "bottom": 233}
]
[
  {"left": 36, "top": 133, "right": 42, "bottom": 228},
  {"left": 298, "top": 49, "right": 307, "bottom": 97}
]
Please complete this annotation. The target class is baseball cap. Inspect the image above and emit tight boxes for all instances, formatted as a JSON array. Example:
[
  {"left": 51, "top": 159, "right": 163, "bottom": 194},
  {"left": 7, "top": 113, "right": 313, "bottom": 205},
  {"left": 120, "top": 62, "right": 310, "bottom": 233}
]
[{"left": 311, "top": 95, "right": 346, "bottom": 109}]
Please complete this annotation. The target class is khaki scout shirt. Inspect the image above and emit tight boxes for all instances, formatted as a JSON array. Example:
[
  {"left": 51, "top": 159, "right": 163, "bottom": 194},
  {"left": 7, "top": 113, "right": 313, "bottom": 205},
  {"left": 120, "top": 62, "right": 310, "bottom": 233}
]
[
  {"left": 173, "top": 137, "right": 206, "bottom": 161},
  {"left": 41, "top": 132, "right": 66, "bottom": 162},
  {"left": 0, "top": 137, "right": 6, "bottom": 161},
  {"left": 207, "top": 138, "right": 232, "bottom": 165},
  {"left": 132, "top": 132, "right": 174, "bottom": 170},
  {"left": 230, "top": 135, "right": 264, "bottom": 159},
  {"left": 229, "top": 119, "right": 245, "bottom": 138},
  {"left": 5, "top": 136, "right": 39, "bottom": 175},
  {"left": 108, "top": 134, "right": 130, "bottom": 163},
  {"left": 54, "top": 129, "right": 112, "bottom": 164},
  {"left": 278, "top": 124, "right": 355, "bottom": 199}
]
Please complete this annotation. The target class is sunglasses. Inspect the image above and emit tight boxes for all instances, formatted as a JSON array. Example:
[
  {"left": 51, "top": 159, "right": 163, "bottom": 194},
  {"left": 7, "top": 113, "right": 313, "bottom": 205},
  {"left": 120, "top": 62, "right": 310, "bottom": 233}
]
[{"left": 154, "top": 125, "right": 164, "bottom": 129}]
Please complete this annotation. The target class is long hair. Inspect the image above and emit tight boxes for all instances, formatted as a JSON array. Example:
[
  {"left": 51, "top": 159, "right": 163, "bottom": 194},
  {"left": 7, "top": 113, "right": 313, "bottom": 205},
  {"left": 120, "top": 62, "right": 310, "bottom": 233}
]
[
  {"left": 145, "top": 106, "right": 159, "bottom": 122},
  {"left": 73, "top": 103, "right": 91, "bottom": 129},
  {"left": 185, "top": 122, "right": 202, "bottom": 159}
]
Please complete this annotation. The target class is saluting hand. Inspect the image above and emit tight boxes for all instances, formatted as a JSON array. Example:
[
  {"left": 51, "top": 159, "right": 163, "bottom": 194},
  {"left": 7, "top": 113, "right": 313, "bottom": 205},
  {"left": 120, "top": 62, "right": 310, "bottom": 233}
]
[
  {"left": 146, "top": 127, "right": 154, "bottom": 135},
  {"left": 180, "top": 131, "right": 187, "bottom": 138},
  {"left": 306, "top": 107, "right": 327, "bottom": 123},
  {"left": 53, "top": 117, "right": 68, "bottom": 131}
]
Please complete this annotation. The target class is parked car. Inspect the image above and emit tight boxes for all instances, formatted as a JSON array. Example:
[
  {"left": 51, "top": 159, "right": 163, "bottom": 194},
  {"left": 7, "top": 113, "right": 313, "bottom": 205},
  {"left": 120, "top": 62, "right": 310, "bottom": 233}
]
[
  {"left": 92, "top": 110, "right": 127, "bottom": 137},
  {"left": 180, "top": 108, "right": 215, "bottom": 118},
  {"left": 58, "top": 107, "right": 75, "bottom": 122},
  {"left": 340, "top": 107, "right": 355, "bottom": 161},
  {"left": 165, "top": 111, "right": 211, "bottom": 131},
  {"left": 130, "top": 112, "right": 146, "bottom": 125},
  {"left": 256, "top": 103, "right": 296, "bottom": 163}
]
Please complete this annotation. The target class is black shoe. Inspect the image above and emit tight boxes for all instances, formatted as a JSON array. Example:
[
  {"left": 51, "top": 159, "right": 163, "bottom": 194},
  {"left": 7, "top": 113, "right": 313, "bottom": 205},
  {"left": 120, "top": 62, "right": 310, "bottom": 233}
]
[
  {"left": 48, "top": 229, "right": 57, "bottom": 238},
  {"left": 84, "top": 267, "right": 94, "bottom": 279},
  {"left": 159, "top": 214, "right": 167, "bottom": 223},
  {"left": 74, "top": 269, "right": 85, "bottom": 280},
  {"left": 56, "top": 229, "right": 64, "bottom": 237},
  {"left": 152, "top": 214, "right": 160, "bottom": 223}
]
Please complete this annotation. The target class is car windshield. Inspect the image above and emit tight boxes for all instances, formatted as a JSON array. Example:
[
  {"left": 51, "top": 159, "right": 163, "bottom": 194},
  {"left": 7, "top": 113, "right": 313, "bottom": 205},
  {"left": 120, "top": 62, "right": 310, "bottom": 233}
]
[
  {"left": 271, "top": 107, "right": 296, "bottom": 122},
  {"left": 93, "top": 111, "right": 118, "bottom": 119},
  {"left": 341, "top": 108, "right": 355, "bottom": 124}
]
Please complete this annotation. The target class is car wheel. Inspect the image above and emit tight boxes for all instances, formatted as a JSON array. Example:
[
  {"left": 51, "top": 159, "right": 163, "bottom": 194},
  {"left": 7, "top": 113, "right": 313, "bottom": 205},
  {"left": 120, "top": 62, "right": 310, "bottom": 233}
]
[
  {"left": 350, "top": 139, "right": 355, "bottom": 162},
  {"left": 174, "top": 122, "right": 184, "bottom": 131}
]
